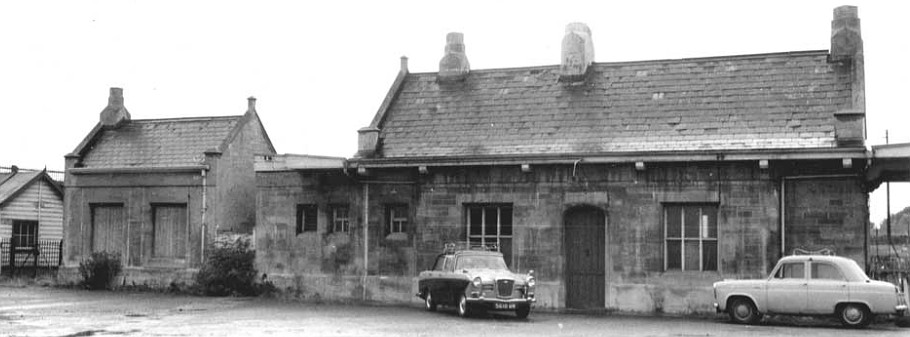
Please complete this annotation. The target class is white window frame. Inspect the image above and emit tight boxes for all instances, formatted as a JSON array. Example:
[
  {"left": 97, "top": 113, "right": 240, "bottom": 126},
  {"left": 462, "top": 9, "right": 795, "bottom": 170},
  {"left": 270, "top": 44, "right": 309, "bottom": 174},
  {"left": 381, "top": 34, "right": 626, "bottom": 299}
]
[
  {"left": 663, "top": 204, "right": 718, "bottom": 271},
  {"left": 331, "top": 205, "right": 350, "bottom": 233}
]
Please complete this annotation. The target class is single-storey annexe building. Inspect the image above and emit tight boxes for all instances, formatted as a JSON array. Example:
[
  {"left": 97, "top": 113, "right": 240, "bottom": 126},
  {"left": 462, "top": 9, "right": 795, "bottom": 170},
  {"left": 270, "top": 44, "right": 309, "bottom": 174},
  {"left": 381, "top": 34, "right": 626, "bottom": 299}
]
[{"left": 62, "top": 88, "right": 276, "bottom": 285}]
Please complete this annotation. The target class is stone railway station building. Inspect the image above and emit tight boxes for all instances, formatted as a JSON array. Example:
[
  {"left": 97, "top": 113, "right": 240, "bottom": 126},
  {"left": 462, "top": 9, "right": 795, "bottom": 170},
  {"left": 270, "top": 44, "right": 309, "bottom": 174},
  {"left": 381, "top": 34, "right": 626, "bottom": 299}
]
[{"left": 252, "top": 6, "right": 892, "bottom": 314}]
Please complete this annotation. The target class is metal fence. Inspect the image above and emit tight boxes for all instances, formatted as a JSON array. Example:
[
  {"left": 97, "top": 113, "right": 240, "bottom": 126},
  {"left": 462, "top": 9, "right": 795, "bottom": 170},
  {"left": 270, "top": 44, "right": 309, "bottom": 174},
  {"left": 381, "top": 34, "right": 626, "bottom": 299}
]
[
  {"left": 0, "top": 238, "right": 64, "bottom": 277},
  {"left": 0, "top": 165, "right": 64, "bottom": 183}
]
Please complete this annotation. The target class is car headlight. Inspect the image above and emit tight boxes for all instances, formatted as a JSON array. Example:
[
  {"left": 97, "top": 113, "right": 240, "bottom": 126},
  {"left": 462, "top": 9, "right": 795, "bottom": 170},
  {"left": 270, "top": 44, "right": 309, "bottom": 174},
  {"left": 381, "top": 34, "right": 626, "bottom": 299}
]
[
  {"left": 473, "top": 277, "right": 482, "bottom": 287},
  {"left": 527, "top": 277, "right": 536, "bottom": 287}
]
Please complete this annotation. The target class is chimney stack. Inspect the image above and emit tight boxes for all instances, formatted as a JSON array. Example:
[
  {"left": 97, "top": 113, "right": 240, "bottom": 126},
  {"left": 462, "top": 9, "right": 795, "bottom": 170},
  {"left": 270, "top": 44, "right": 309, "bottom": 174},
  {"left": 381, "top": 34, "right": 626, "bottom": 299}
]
[
  {"left": 438, "top": 32, "right": 470, "bottom": 81},
  {"left": 830, "top": 5, "right": 862, "bottom": 62},
  {"left": 247, "top": 96, "right": 257, "bottom": 113},
  {"left": 560, "top": 22, "right": 595, "bottom": 82},
  {"left": 99, "top": 87, "right": 131, "bottom": 127}
]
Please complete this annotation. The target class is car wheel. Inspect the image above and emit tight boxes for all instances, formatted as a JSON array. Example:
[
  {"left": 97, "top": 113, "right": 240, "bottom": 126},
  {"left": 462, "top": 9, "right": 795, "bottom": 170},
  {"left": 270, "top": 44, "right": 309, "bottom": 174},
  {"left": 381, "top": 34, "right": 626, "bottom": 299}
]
[
  {"left": 424, "top": 291, "right": 437, "bottom": 312},
  {"left": 515, "top": 304, "right": 531, "bottom": 319},
  {"left": 728, "top": 298, "right": 761, "bottom": 325},
  {"left": 457, "top": 294, "right": 472, "bottom": 318},
  {"left": 839, "top": 303, "right": 871, "bottom": 328}
]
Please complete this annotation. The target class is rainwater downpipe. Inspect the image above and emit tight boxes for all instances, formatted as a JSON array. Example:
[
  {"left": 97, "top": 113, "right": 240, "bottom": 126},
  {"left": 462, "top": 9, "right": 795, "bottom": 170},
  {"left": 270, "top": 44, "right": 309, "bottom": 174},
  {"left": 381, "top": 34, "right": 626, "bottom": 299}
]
[
  {"left": 779, "top": 174, "right": 859, "bottom": 258},
  {"left": 362, "top": 182, "right": 369, "bottom": 301},
  {"left": 201, "top": 169, "right": 207, "bottom": 263}
]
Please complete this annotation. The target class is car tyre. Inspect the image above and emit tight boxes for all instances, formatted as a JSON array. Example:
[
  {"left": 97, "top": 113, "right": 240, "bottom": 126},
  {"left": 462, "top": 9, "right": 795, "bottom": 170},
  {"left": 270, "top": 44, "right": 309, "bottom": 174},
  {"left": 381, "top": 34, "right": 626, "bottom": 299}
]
[
  {"left": 515, "top": 304, "right": 531, "bottom": 319},
  {"left": 728, "top": 298, "right": 761, "bottom": 325},
  {"left": 839, "top": 303, "right": 871, "bottom": 328},
  {"left": 424, "top": 291, "right": 437, "bottom": 312},
  {"left": 457, "top": 294, "right": 472, "bottom": 318}
]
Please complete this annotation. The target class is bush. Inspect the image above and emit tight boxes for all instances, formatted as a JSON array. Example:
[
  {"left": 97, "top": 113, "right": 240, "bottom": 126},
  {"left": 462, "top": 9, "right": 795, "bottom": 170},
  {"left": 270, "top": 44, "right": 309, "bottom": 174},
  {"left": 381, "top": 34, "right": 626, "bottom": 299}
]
[
  {"left": 78, "top": 251, "right": 123, "bottom": 290},
  {"left": 195, "top": 236, "right": 259, "bottom": 296}
]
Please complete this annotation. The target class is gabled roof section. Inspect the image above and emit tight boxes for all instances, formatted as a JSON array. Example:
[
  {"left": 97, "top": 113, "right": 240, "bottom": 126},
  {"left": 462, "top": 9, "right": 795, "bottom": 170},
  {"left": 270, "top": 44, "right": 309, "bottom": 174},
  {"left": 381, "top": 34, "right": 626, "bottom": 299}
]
[
  {"left": 370, "top": 50, "right": 853, "bottom": 159},
  {"left": 78, "top": 116, "right": 243, "bottom": 168},
  {"left": 0, "top": 170, "right": 64, "bottom": 206}
]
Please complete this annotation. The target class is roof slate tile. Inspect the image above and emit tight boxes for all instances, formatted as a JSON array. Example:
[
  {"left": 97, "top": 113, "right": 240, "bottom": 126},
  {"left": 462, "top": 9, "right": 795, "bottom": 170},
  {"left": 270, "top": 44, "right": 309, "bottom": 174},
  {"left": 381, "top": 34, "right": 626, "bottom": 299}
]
[
  {"left": 80, "top": 116, "right": 241, "bottom": 168},
  {"left": 375, "top": 51, "right": 851, "bottom": 158}
]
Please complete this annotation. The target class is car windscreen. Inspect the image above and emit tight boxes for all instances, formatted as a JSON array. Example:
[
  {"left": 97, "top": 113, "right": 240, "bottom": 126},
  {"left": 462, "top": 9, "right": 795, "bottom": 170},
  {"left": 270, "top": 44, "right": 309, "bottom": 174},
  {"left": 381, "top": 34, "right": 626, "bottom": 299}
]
[{"left": 455, "top": 255, "right": 508, "bottom": 270}]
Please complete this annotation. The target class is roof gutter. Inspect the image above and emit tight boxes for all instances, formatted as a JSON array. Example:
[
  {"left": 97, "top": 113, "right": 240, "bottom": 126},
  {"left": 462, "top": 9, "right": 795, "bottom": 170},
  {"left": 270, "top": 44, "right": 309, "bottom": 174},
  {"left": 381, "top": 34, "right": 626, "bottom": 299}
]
[
  {"left": 350, "top": 147, "right": 868, "bottom": 168},
  {"left": 69, "top": 165, "right": 209, "bottom": 175}
]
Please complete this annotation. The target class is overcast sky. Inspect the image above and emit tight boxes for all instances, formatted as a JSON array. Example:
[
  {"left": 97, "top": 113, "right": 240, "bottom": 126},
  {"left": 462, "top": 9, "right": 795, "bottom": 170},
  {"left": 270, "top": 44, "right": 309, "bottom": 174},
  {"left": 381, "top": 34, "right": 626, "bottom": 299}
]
[{"left": 1, "top": 0, "right": 907, "bottom": 227}]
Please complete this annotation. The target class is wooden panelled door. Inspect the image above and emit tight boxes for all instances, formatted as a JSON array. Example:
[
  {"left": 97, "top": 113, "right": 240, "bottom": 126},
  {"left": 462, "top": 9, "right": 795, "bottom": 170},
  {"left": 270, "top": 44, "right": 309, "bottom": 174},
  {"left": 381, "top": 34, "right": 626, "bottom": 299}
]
[
  {"left": 565, "top": 206, "right": 606, "bottom": 309},
  {"left": 91, "top": 204, "right": 125, "bottom": 256},
  {"left": 152, "top": 204, "right": 188, "bottom": 259}
]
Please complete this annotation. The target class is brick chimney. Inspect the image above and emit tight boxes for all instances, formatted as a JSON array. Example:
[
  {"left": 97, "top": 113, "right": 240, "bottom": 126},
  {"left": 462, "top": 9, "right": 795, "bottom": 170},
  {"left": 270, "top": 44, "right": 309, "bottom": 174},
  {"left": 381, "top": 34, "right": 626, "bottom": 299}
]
[
  {"left": 830, "top": 6, "right": 866, "bottom": 147},
  {"left": 830, "top": 6, "right": 862, "bottom": 63},
  {"left": 560, "top": 22, "right": 595, "bottom": 82},
  {"left": 438, "top": 32, "right": 470, "bottom": 82},
  {"left": 99, "top": 87, "right": 131, "bottom": 128}
]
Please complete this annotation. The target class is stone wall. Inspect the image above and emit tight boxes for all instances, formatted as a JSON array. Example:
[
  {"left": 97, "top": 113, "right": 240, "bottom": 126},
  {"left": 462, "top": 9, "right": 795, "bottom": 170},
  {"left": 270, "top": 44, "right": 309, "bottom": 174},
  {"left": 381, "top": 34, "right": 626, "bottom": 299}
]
[{"left": 254, "top": 160, "right": 867, "bottom": 314}]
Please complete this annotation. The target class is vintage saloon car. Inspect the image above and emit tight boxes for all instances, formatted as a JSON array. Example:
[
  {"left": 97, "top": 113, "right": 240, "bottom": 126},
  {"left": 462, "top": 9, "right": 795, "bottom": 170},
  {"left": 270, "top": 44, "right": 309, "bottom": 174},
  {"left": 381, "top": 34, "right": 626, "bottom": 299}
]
[
  {"left": 417, "top": 243, "right": 536, "bottom": 318},
  {"left": 714, "top": 255, "right": 908, "bottom": 328}
]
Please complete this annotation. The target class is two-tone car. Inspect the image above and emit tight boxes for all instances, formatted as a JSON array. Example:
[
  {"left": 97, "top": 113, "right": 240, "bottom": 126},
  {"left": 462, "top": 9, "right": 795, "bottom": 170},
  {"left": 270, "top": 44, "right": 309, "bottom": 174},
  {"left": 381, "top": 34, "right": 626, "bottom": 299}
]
[
  {"left": 714, "top": 255, "right": 908, "bottom": 328},
  {"left": 417, "top": 243, "right": 536, "bottom": 318}
]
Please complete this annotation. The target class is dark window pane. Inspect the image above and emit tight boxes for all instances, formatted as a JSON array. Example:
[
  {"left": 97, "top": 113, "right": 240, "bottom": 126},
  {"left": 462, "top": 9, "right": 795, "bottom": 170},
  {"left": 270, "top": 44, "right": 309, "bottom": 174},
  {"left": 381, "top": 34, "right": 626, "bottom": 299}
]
[
  {"left": 666, "top": 240, "right": 681, "bottom": 270},
  {"left": 500, "top": 207, "right": 512, "bottom": 236},
  {"left": 666, "top": 206, "right": 682, "bottom": 238},
  {"left": 702, "top": 241, "right": 717, "bottom": 271},
  {"left": 303, "top": 205, "right": 317, "bottom": 232},
  {"left": 684, "top": 239, "right": 700, "bottom": 271},
  {"left": 484, "top": 206, "right": 498, "bottom": 236},
  {"left": 469, "top": 206, "right": 482, "bottom": 236},
  {"left": 683, "top": 207, "right": 700, "bottom": 238}
]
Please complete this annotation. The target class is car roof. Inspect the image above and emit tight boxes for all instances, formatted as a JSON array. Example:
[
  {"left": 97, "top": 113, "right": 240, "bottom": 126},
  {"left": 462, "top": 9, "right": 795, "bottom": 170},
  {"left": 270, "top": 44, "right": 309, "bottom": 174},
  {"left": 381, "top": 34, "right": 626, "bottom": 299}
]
[
  {"left": 445, "top": 250, "right": 503, "bottom": 257},
  {"left": 778, "top": 255, "right": 854, "bottom": 265}
]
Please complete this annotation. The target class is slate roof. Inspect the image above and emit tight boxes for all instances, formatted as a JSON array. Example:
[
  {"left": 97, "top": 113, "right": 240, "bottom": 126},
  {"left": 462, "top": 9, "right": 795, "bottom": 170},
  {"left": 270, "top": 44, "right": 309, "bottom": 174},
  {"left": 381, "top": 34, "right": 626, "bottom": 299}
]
[
  {"left": 372, "top": 50, "right": 852, "bottom": 159},
  {"left": 80, "top": 116, "right": 242, "bottom": 168}
]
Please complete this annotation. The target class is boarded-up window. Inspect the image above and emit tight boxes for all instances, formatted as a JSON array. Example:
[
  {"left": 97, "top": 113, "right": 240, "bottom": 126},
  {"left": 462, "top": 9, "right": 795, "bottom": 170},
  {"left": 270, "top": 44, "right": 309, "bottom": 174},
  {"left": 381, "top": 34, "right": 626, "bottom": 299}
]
[
  {"left": 152, "top": 204, "right": 188, "bottom": 259},
  {"left": 90, "top": 204, "right": 125, "bottom": 254},
  {"left": 296, "top": 204, "right": 317, "bottom": 234}
]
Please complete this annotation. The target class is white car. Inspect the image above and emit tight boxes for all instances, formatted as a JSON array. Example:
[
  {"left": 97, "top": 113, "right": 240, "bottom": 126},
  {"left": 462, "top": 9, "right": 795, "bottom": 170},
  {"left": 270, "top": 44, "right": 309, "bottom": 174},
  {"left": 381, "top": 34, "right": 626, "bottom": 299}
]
[{"left": 713, "top": 255, "right": 908, "bottom": 328}]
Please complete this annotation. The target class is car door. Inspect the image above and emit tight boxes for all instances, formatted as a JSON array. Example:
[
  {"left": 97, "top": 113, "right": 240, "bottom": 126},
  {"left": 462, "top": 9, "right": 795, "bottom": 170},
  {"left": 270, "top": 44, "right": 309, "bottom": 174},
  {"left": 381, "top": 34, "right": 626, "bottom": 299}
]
[
  {"left": 805, "top": 261, "right": 849, "bottom": 314},
  {"left": 766, "top": 261, "right": 808, "bottom": 314},
  {"left": 424, "top": 255, "right": 446, "bottom": 300},
  {"left": 440, "top": 256, "right": 457, "bottom": 304}
]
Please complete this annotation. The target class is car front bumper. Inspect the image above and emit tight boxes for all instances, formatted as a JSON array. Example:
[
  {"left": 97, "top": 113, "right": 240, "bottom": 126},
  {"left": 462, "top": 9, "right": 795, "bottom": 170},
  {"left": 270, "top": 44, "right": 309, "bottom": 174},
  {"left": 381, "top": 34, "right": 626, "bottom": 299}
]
[{"left": 465, "top": 297, "right": 535, "bottom": 311}]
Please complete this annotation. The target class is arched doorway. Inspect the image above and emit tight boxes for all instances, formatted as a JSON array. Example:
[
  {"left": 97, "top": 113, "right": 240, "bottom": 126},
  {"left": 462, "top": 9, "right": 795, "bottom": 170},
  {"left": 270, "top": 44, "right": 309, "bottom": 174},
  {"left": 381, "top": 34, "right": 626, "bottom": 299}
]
[{"left": 564, "top": 205, "right": 606, "bottom": 309}]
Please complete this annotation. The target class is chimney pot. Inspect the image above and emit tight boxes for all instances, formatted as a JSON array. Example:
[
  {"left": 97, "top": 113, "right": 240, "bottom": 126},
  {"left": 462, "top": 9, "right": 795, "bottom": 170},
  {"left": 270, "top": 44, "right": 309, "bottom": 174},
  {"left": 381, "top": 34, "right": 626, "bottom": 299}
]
[
  {"left": 100, "top": 87, "right": 131, "bottom": 127},
  {"left": 438, "top": 32, "right": 470, "bottom": 81},
  {"left": 560, "top": 22, "right": 595, "bottom": 82}
]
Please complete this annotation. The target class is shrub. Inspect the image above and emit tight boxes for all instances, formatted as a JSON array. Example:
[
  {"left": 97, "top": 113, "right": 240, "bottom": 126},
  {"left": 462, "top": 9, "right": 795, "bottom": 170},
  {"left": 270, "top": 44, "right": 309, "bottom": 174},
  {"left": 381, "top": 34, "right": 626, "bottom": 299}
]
[
  {"left": 195, "top": 236, "right": 258, "bottom": 296},
  {"left": 78, "top": 251, "right": 123, "bottom": 290}
]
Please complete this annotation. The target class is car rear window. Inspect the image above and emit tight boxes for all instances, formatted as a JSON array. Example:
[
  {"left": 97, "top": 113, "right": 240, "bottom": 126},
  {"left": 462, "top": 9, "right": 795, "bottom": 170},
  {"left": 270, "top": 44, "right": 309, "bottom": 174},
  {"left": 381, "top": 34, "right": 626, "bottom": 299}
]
[{"left": 811, "top": 262, "right": 845, "bottom": 281}]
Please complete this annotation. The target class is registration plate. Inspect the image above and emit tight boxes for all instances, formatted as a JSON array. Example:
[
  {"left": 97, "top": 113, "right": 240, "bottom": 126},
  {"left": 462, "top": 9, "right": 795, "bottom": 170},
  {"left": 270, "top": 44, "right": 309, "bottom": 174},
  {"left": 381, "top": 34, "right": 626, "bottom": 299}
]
[{"left": 494, "top": 303, "right": 515, "bottom": 310}]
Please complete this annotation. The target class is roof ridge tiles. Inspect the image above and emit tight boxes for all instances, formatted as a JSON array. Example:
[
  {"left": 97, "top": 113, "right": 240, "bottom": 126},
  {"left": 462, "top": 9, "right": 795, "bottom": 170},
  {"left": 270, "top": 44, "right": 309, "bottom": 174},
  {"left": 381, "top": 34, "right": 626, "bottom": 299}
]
[
  {"left": 405, "top": 50, "right": 830, "bottom": 75},
  {"left": 130, "top": 115, "right": 243, "bottom": 123}
]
